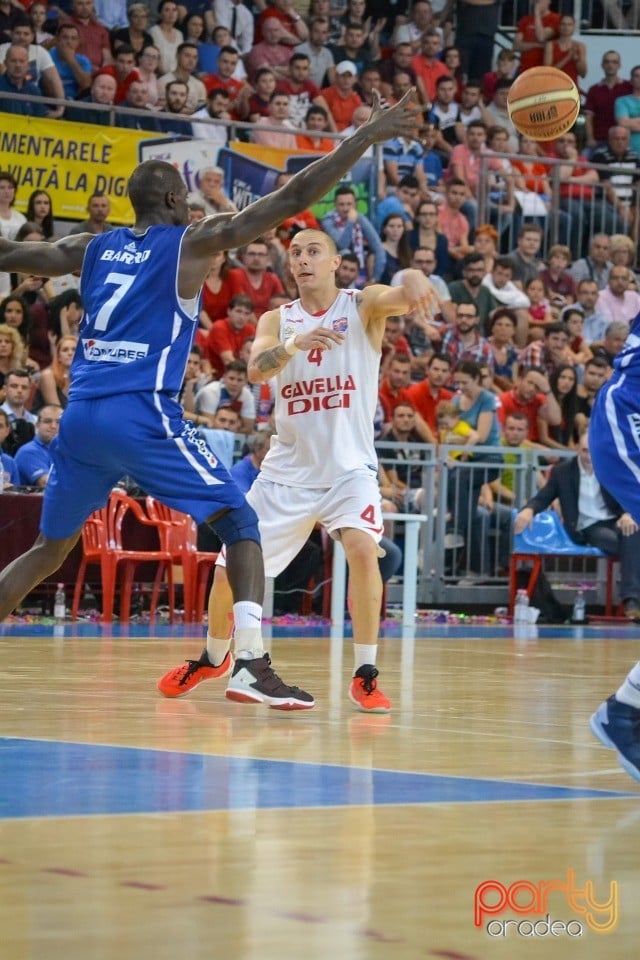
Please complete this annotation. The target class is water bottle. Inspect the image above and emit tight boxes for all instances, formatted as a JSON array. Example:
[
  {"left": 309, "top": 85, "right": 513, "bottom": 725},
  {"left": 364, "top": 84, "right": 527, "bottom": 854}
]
[
  {"left": 572, "top": 589, "right": 586, "bottom": 624},
  {"left": 54, "top": 583, "right": 66, "bottom": 622},
  {"left": 514, "top": 589, "right": 530, "bottom": 624}
]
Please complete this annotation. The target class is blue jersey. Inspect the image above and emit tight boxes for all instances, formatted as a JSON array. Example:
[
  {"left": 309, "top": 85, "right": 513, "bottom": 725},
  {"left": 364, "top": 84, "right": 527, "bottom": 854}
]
[
  {"left": 614, "top": 309, "right": 640, "bottom": 378},
  {"left": 70, "top": 225, "right": 198, "bottom": 401}
]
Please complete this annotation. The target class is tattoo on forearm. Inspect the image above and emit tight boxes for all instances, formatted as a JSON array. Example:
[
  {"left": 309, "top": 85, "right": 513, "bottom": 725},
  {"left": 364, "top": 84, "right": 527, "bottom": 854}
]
[{"left": 255, "top": 344, "right": 290, "bottom": 373}]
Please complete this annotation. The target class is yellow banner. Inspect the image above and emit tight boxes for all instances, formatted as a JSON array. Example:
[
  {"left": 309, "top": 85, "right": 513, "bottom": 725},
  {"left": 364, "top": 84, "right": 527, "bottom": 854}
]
[{"left": 0, "top": 113, "right": 165, "bottom": 224}]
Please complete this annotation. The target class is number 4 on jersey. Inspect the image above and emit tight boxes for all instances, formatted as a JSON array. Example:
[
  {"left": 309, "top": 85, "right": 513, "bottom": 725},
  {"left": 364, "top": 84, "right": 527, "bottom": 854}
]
[{"left": 307, "top": 348, "right": 323, "bottom": 366}]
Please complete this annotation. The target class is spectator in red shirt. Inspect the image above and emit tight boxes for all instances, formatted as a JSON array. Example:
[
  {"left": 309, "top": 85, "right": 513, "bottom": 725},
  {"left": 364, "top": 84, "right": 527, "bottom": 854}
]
[
  {"left": 203, "top": 45, "right": 248, "bottom": 112},
  {"left": 497, "top": 365, "right": 561, "bottom": 442},
  {"left": 66, "top": 0, "right": 111, "bottom": 70},
  {"left": 514, "top": 0, "right": 560, "bottom": 74},
  {"left": 276, "top": 51, "right": 334, "bottom": 130},
  {"left": 204, "top": 294, "right": 257, "bottom": 378},
  {"left": 245, "top": 17, "right": 295, "bottom": 83},
  {"left": 584, "top": 50, "right": 633, "bottom": 152},
  {"left": 412, "top": 29, "right": 448, "bottom": 104},
  {"left": 405, "top": 352, "right": 453, "bottom": 441},
  {"left": 238, "top": 239, "right": 285, "bottom": 316},
  {"left": 198, "top": 251, "right": 246, "bottom": 330},
  {"left": 321, "top": 60, "right": 362, "bottom": 131},
  {"left": 97, "top": 45, "right": 140, "bottom": 104},
  {"left": 256, "top": 0, "right": 309, "bottom": 44},
  {"left": 378, "top": 350, "right": 412, "bottom": 424}
]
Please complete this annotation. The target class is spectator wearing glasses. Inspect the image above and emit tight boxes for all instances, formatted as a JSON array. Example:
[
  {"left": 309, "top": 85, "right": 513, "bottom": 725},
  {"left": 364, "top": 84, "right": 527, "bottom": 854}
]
[
  {"left": 14, "top": 405, "right": 62, "bottom": 488},
  {"left": 136, "top": 45, "right": 161, "bottom": 106},
  {"left": 111, "top": 3, "right": 154, "bottom": 55},
  {"left": 441, "top": 302, "right": 494, "bottom": 370}
]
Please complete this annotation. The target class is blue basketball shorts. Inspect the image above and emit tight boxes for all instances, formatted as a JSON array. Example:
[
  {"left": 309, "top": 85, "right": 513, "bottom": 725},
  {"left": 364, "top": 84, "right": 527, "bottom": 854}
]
[
  {"left": 589, "top": 373, "right": 640, "bottom": 525},
  {"left": 40, "top": 392, "right": 246, "bottom": 539}
]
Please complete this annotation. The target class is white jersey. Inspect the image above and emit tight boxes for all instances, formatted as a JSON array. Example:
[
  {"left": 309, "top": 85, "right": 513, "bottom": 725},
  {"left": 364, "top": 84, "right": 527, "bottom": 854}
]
[{"left": 261, "top": 289, "right": 380, "bottom": 487}]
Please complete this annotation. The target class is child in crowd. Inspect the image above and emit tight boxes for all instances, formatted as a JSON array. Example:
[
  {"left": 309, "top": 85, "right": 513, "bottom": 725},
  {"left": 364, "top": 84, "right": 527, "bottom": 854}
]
[
  {"left": 525, "top": 275, "right": 554, "bottom": 338},
  {"left": 436, "top": 400, "right": 479, "bottom": 456}
]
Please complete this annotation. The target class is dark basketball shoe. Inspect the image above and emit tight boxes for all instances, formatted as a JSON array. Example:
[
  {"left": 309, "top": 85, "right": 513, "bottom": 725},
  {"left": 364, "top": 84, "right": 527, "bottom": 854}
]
[
  {"left": 225, "top": 653, "right": 315, "bottom": 710},
  {"left": 590, "top": 695, "right": 640, "bottom": 783}
]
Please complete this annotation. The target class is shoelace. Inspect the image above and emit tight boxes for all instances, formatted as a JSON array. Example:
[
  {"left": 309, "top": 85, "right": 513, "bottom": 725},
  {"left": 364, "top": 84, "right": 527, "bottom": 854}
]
[
  {"left": 178, "top": 659, "right": 203, "bottom": 685},
  {"left": 254, "top": 654, "right": 305, "bottom": 696},
  {"left": 359, "top": 666, "right": 379, "bottom": 695}
]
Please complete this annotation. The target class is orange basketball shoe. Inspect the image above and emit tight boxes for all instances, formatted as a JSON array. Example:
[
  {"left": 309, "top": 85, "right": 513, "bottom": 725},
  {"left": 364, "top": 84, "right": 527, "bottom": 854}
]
[
  {"left": 157, "top": 650, "right": 233, "bottom": 698},
  {"left": 348, "top": 664, "right": 391, "bottom": 713}
]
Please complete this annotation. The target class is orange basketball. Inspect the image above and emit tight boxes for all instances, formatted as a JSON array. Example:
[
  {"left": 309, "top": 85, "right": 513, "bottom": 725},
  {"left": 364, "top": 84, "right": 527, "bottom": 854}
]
[{"left": 507, "top": 66, "right": 580, "bottom": 141}]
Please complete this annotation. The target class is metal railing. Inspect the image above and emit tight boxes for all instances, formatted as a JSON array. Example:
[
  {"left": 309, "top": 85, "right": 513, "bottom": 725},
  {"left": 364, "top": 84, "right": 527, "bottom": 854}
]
[
  {"left": 376, "top": 441, "right": 614, "bottom": 610},
  {"left": 475, "top": 149, "right": 640, "bottom": 261}
]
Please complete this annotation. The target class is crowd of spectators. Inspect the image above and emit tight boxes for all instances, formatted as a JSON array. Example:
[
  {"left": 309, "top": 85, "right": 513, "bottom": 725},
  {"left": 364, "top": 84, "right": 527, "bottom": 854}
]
[{"left": 2, "top": 0, "right": 640, "bottom": 593}]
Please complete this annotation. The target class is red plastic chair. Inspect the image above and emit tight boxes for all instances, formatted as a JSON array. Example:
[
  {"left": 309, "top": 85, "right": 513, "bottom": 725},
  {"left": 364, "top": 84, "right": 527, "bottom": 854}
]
[
  {"left": 71, "top": 489, "right": 175, "bottom": 623},
  {"left": 145, "top": 498, "right": 218, "bottom": 623}
]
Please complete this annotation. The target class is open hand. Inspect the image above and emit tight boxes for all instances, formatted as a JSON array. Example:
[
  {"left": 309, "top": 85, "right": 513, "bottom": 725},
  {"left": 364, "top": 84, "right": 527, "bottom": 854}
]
[{"left": 363, "top": 88, "right": 423, "bottom": 144}]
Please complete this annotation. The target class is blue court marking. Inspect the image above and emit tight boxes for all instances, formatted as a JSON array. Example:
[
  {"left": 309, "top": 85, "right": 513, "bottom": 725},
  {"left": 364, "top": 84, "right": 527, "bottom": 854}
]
[
  {"left": 2, "top": 622, "right": 640, "bottom": 640},
  {"left": 0, "top": 738, "right": 635, "bottom": 819}
]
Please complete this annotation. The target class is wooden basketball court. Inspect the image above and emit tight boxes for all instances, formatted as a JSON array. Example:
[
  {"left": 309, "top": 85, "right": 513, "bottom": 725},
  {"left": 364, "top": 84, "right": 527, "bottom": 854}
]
[{"left": 1, "top": 624, "right": 639, "bottom": 959}]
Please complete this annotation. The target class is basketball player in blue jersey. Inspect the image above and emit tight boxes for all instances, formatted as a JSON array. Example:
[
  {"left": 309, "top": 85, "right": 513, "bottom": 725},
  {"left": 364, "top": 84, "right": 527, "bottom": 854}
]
[
  {"left": 0, "top": 91, "right": 422, "bottom": 710},
  {"left": 588, "top": 313, "right": 640, "bottom": 780}
]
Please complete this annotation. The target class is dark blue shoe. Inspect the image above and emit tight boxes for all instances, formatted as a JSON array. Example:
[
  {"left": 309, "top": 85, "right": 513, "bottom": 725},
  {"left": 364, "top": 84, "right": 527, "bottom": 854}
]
[{"left": 590, "top": 696, "right": 640, "bottom": 783}]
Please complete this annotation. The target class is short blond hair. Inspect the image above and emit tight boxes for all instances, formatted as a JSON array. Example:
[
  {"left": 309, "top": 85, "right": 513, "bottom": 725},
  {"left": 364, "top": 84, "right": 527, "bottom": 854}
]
[{"left": 289, "top": 228, "right": 338, "bottom": 256}]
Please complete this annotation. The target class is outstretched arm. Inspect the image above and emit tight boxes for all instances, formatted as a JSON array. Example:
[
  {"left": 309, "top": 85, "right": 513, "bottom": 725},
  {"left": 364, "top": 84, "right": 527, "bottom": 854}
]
[
  {"left": 182, "top": 90, "right": 422, "bottom": 267},
  {"left": 0, "top": 233, "right": 92, "bottom": 277},
  {"left": 358, "top": 269, "right": 439, "bottom": 342}
]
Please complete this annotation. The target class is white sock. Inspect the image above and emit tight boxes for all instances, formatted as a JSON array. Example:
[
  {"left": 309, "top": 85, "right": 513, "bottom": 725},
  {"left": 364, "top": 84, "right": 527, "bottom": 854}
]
[
  {"left": 616, "top": 662, "right": 640, "bottom": 709},
  {"left": 353, "top": 644, "right": 377, "bottom": 673},
  {"left": 233, "top": 601, "right": 264, "bottom": 659},
  {"left": 205, "top": 635, "right": 230, "bottom": 667}
]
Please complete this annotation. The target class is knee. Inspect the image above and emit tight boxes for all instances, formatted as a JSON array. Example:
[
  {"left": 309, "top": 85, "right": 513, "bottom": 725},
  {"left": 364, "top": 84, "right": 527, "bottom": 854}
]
[
  {"left": 33, "top": 535, "right": 74, "bottom": 572},
  {"left": 343, "top": 532, "right": 380, "bottom": 571}
]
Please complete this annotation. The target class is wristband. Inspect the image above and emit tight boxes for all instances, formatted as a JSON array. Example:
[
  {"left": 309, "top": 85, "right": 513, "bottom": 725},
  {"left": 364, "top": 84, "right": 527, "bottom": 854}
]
[{"left": 284, "top": 335, "right": 299, "bottom": 355}]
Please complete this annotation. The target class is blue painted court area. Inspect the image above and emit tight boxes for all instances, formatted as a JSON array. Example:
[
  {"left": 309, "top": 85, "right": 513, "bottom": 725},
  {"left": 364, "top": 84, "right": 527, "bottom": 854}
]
[
  {"left": 0, "top": 738, "right": 635, "bottom": 819},
  {"left": 1, "top": 621, "right": 639, "bottom": 640}
]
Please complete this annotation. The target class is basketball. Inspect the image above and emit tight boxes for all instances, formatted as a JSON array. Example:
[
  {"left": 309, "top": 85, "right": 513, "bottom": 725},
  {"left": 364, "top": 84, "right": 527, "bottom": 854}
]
[{"left": 507, "top": 66, "right": 580, "bottom": 141}]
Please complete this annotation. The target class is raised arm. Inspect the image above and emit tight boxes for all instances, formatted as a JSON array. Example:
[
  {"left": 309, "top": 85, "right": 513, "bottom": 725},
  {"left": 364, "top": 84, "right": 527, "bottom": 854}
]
[
  {"left": 181, "top": 90, "right": 421, "bottom": 270},
  {"left": 0, "top": 233, "right": 92, "bottom": 277}
]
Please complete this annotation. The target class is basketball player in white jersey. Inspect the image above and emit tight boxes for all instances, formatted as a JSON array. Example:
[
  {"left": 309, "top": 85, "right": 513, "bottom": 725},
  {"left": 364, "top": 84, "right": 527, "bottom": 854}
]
[{"left": 158, "top": 229, "right": 437, "bottom": 711}]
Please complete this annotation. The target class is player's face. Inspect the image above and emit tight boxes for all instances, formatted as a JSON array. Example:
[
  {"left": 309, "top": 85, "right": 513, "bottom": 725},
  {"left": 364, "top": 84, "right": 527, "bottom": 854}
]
[
  {"left": 289, "top": 237, "right": 339, "bottom": 287},
  {"left": 170, "top": 182, "right": 190, "bottom": 225}
]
